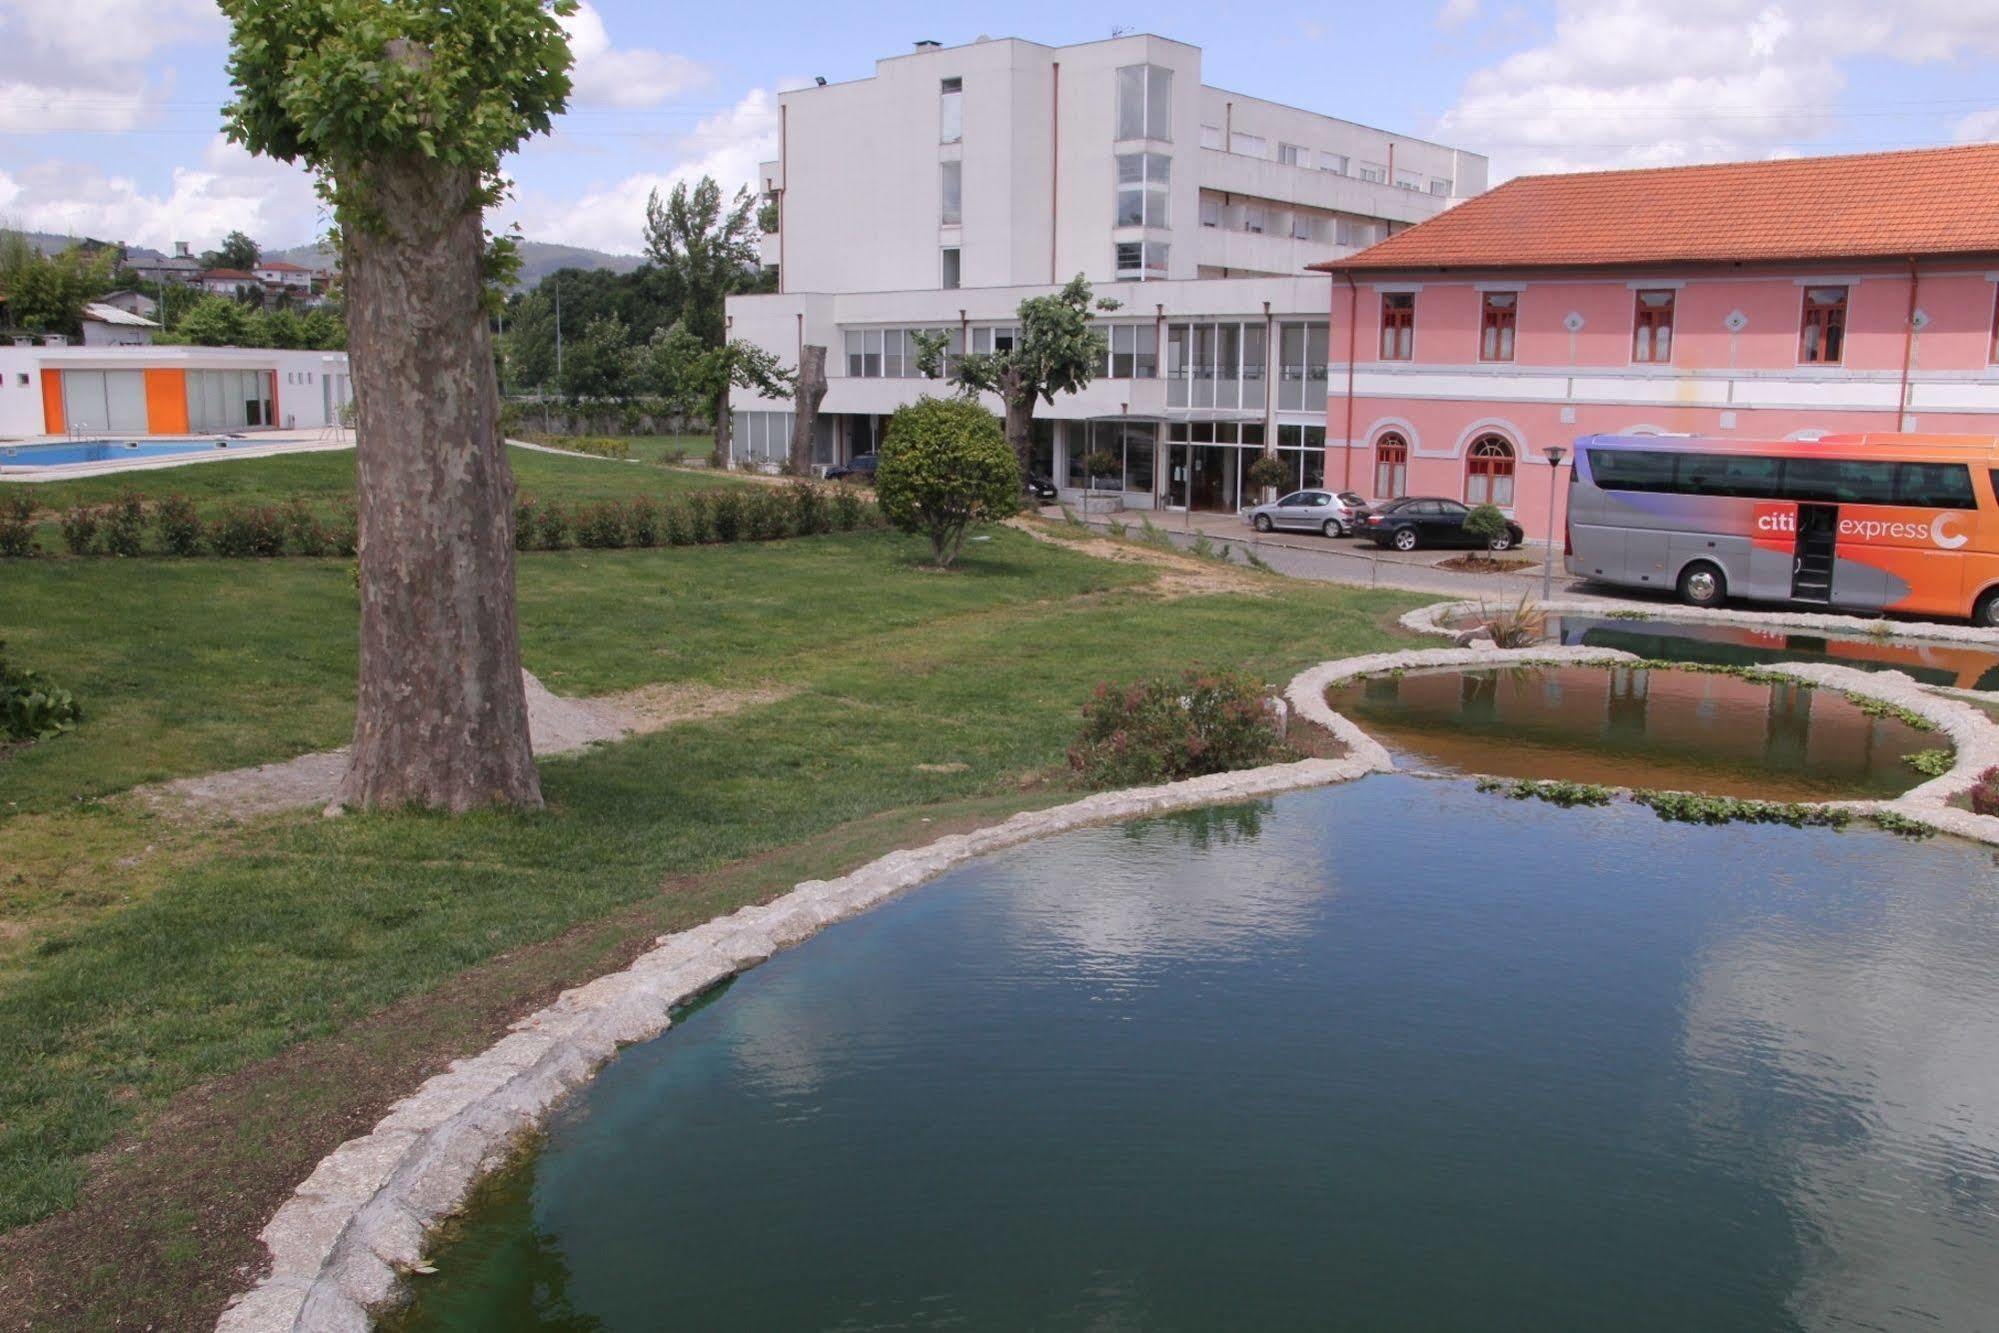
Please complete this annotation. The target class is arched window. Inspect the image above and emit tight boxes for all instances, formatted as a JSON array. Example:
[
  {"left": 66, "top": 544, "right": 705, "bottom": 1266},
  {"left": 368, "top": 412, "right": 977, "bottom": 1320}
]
[
  {"left": 1374, "top": 432, "right": 1409, "bottom": 499},
  {"left": 1465, "top": 435, "right": 1515, "bottom": 506}
]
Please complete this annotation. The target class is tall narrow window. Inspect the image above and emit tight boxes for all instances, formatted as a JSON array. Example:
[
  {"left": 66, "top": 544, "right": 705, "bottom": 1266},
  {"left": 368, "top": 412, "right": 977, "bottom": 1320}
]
[
  {"left": 1278, "top": 143, "right": 1305, "bottom": 167},
  {"left": 1465, "top": 435, "right": 1515, "bottom": 506},
  {"left": 940, "top": 161, "right": 962, "bottom": 225},
  {"left": 1380, "top": 292, "right": 1414, "bottom": 360},
  {"left": 1115, "top": 240, "right": 1168, "bottom": 280},
  {"left": 940, "top": 247, "right": 960, "bottom": 290},
  {"left": 1480, "top": 291, "right": 1518, "bottom": 362},
  {"left": 1800, "top": 285, "right": 1848, "bottom": 364},
  {"left": 1230, "top": 132, "right": 1267, "bottom": 157},
  {"left": 1116, "top": 64, "right": 1172, "bottom": 140},
  {"left": 1114, "top": 152, "right": 1170, "bottom": 228},
  {"left": 1321, "top": 154, "right": 1348, "bottom": 175},
  {"left": 939, "top": 76, "right": 962, "bottom": 143},
  {"left": 1374, "top": 432, "right": 1409, "bottom": 499},
  {"left": 1632, "top": 289, "right": 1675, "bottom": 363}
]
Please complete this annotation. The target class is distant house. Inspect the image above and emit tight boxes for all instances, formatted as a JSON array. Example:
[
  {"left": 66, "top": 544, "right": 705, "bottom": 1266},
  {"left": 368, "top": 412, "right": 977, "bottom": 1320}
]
[
  {"left": 79, "top": 302, "right": 160, "bottom": 346},
  {"left": 94, "top": 289, "right": 159, "bottom": 320},
  {"left": 126, "top": 242, "right": 202, "bottom": 286},
  {"left": 252, "top": 260, "right": 316, "bottom": 293},
  {"left": 199, "top": 269, "right": 259, "bottom": 297}
]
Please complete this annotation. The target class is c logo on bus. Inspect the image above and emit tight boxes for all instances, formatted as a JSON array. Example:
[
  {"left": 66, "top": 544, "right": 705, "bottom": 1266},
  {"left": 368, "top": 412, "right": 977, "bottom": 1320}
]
[{"left": 1931, "top": 515, "right": 1969, "bottom": 550}]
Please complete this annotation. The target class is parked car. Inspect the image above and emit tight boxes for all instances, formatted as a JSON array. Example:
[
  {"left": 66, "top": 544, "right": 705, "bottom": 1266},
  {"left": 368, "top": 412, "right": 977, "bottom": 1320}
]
[
  {"left": 827, "top": 453, "right": 878, "bottom": 482},
  {"left": 1361, "top": 497, "right": 1525, "bottom": 552},
  {"left": 1242, "top": 489, "right": 1361, "bottom": 537},
  {"left": 1334, "top": 491, "right": 1374, "bottom": 530},
  {"left": 1026, "top": 472, "right": 1059, "bottom": 501}
]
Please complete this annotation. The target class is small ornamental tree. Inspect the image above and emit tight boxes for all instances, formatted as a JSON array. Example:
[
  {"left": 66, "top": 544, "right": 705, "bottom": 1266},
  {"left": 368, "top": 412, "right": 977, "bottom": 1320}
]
[
  {"left": 1463, "top": 503, "right": 1512, "bottom": 550},
  {"left": 1246, "top": 454, "right": 1288, "bottom": 496},
  {"left": 876, "top": 396, "right": 1020, "bottom": 568},
  {"left": 220, "top": 0, "right": 575, "bottom": 812}
]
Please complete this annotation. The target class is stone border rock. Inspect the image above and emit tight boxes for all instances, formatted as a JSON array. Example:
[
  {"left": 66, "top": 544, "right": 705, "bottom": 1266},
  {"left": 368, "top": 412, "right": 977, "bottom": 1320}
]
[
  {"left": 221, "top": 637, "right": 1999, "bottom": 1332},
  {"left": 216, "top": 751, "right": 1383, "bottom": 1331}
]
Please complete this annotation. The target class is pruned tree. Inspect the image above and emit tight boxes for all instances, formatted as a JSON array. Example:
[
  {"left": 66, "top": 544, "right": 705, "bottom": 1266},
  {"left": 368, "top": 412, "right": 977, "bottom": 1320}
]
[
  {"left": 789, "top": 344, "right": 828, "bottom": 476},
  {"left": 221, "top": 0, "right": 575, "bottom": 812},
  {"left": 875, "top": 396, "right": 1021, "bottom": 568},
  {"left": 642, "top": 177, "right": 760, "bottom": 348},
  {"left": 638, "top": 322, "right": 795, "bottom": 466},
  {"left": 916, "top": 275, "right": 1117, "bottom": 478}
]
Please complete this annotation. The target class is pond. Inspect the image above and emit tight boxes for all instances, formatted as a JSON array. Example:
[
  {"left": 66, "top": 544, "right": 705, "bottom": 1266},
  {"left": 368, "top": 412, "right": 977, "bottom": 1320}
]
[
  {"left": 1327, "top": 665, "right": 1938, "bottom": 800},
  {"left": 392, "top": 778, "right": 1999, "bottom": 1332},
  {"left": 1447, "top": 610, "right": 1999, "bottom": 691}
]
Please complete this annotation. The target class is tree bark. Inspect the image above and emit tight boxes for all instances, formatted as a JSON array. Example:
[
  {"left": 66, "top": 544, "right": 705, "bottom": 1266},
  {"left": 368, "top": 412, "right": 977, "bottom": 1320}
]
[
  {"left": 998, "top": 364, "right": 1035, "bottom": 483},
  {"left": 339, "top": 157, "right": 542, "bottom": 812},
  {"left": 712, "top": 386, "right": 732, "bottom": 469},
  {"left": 790, "top": 344, "right": 828, "bottom": 476}
]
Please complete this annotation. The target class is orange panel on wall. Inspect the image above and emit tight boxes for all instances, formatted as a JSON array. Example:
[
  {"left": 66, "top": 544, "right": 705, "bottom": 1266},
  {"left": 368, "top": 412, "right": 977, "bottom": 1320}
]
[
  {"left": 144, "top": 368, "right": 190, "bottom": 435},
  {"left": 39, "top": 370, "right": 62, "bottom": 434}
]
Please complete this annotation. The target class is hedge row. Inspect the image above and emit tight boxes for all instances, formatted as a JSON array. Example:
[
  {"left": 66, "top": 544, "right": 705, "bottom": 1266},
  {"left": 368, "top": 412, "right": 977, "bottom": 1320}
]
[
  {"left": 515, "top": 483, "right": 882, "bottom": 551},
  {"left": 0, "top": 492, "right": 358, "bottom": 559}
]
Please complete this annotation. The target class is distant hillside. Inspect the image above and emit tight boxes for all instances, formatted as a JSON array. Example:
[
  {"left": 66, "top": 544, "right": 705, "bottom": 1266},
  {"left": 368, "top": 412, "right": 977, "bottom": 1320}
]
[{"left": 264, "top": 239, "right": 643, "bottom": 289}]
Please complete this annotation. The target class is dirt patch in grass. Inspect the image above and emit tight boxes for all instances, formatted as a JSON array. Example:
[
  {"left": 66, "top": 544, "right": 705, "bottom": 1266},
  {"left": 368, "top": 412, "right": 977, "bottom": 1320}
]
[
  {"left": 1435, "top": 555, "right": 1537, "bottom": 573},
  {"left": 1008, "top": 517, "right": 1267, "bottom": 599},
  {"left": 0, "top": 790, "right": 1065, "bottom": 1331}
]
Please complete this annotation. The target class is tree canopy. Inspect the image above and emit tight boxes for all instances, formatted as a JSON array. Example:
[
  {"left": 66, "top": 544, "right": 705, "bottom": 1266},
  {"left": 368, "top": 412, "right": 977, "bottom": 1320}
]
[
  {"left": 201, "top": 230, "right": 261, "bottom": 271},
  {"left": 643, "top": 177, "right": 764, "bottom": 347},
  {"left": 0, "top": 234, "right": 118, "bottom": 336},
  {"left": 876, "top": 396, "right": 1021, "bottom": 567}
]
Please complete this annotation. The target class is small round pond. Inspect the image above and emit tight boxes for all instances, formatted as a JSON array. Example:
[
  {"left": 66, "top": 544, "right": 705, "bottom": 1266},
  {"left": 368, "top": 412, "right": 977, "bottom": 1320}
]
[
  {"left": 392, "top": 778, "right": 1999, "bottom": 1331},
  {"left": 1329, "top": 665, "right": 1939, "bottom": 800},
  {"left": 1446, "top": 610, "right": 1999, "bottom": 691}
]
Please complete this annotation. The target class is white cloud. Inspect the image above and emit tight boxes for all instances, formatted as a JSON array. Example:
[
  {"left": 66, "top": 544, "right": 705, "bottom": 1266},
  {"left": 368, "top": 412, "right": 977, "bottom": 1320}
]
[
  {"left": 1438, "top": 0, "right": 1481, "bottom": 32},
  {"left": 1437, "top": 0, "right": 1999, "bottom": 179},
  {"left": 1956, "top": 106, "right": 1999, "bottom": 143},
  {"left": 0, "top": 0, "right": 221, "bottom": 133},
  {"left": 502, "top": 88, "right": 782, "bottom": 252},
  {"left": 0, "top": 135, "right": 322, "bottom": 251},
  {"left": 559, "top": 1, "right": 713, "bottom": 108}
]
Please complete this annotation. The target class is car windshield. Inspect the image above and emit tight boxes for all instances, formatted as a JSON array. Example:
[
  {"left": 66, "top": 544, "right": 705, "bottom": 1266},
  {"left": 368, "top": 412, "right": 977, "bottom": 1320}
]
[{"left": 1339, "top": 492, "right": 1366, "bottom": 507}]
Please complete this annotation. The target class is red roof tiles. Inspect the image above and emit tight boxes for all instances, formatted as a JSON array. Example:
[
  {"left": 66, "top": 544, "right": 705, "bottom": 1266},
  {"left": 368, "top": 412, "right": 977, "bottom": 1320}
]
[{"left": 1315, "top": 143, "right": 1999, "bottom": 273}]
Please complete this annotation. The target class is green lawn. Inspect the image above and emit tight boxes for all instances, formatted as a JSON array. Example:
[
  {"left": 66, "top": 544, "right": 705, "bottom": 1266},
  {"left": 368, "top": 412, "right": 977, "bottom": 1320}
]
[
  {"left": 0, "top": 441, "right": 746, "bottom": 554},
  {"left": 0, "top": 523, "right": 1425, "bottom": 1253}
]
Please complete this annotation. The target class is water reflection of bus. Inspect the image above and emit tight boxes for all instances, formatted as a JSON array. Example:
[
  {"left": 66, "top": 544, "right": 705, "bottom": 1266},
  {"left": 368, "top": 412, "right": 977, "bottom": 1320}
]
[{"left": 1565, "top": 434, "right": 1999, "bottom": 624}]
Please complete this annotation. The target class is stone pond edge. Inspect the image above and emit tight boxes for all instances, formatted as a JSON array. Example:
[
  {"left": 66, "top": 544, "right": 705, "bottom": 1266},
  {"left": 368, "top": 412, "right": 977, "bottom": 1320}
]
[{"left": 220, "top": 635, "right": 1999, "bottom": 1332}]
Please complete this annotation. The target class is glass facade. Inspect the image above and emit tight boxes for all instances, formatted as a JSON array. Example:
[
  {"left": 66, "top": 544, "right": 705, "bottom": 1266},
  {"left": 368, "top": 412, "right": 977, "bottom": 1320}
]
[{"left": 1164, "top": 320, "right": 1266, "bottom": 410}]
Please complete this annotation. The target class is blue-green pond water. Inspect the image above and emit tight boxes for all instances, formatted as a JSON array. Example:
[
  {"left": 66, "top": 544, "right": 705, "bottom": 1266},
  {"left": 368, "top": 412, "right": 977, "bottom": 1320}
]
[{"left": 393, "top": 777, "right": 1999, "bottom": 1331}]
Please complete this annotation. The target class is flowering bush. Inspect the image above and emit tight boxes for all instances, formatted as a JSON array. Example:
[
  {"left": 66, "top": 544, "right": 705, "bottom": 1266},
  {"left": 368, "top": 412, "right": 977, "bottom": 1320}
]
[
  {"left": 1068, "top": 668, "right": 1287, "bottom": 789},
  {"left": 155, "top": 494, "right": 205, "bottom": 556},
  {"left": 1971, "top": 766, "right": 1999, "bottom": 817}
]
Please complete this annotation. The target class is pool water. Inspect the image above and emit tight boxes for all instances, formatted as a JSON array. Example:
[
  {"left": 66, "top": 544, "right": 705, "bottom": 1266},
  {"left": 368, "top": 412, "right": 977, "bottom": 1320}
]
[
  {"left": 1329, "top": 664, "right": 1938, "bottom": 800},
  {"left": 1450, "top": 610, "right": 1999, "bottom": 691},
  {"left": 0, "top": 438, "right": 230, "bottom": 467},
  {"left": 392, "top": 778, "right": 1999, "bottom": 1332}
]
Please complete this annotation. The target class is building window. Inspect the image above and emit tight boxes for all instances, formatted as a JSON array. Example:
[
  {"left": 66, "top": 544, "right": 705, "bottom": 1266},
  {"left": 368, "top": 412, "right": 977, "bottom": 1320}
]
[
  {"left": 1115, "top": 151, "right": 1170, "bottom": 228},
  {"left": 1321, "top": 154, "right": 1348, "bottom": 175},
  {"left": 1200, "top": 123, "right": 1223, "bottom": 149},
  {"left": 1164, "top": 320, "right": 1266, "bottom": 410},
  {"left": 1428, "top": 178, "right": 1451, "bottom": 195},
  {"left": 1380, "top": 292, "right": 1414, "bottom": 360},
  {"left": 1199, "top": 196, "right": 1221, "bottom": 228},
  {"left": 970, "top": 325, "right": 1017, "bottom": 355},
  {"left": 1242, "top": 205, "right": 1266, "bottom": 235},
  {"left": 1480, "top": 291, "right": 1518, "bottom": 362},
  {"left": 1374, "top": 433, "right": 1409, "bottom": 499},
  {"left": 1465, "top": 435, "right": 1515, "bottom": 506},
  {"left": 1276, "top": 423, "right": 1327, "bottom": 490},
  {"left": 1105, "top": 323, "right": 1159, "bottom": 378},
  {"left": 1632, "top": 289, "right": 1675, "bottom": 363},
  {"left": 1116, "top": 64, "right": 1172, "bottom": 141},
  {"left": 940, "top": 77, "right": 962, "bottom": 143},
  {"left": 1229, "top": 132, "right": 1266, "bottom": 157},
  {"left": 1114, "top": 240, "right": 1168, "bottom": 280},
  {"left": 1291, "top": 212, "right": 1315, "bottom": 241},
  {"left": 1394, "top": 171, "right": 1422, "bottom": 191},
  {"left": 1800, "top": 285, "right": 1848, "bottom": 364},
  {"left": 1277, "top": 321, "right": 1330, "bottom": 412},
  {"left": 1278, "top": 143, "right": 1305, "bottom": 167},
  {"left": 1356, "top": 161, "right": 1386, "bottom": 183},
  {"left": 940, "top": 161, "right": 962, "bottom": 225},
  {"left": 940, "top": 247, "right": 961, "bottom": 289}
]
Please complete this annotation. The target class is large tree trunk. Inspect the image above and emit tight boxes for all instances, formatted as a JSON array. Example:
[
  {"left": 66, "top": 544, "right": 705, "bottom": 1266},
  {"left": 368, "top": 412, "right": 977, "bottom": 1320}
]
[
  {"left": 790, "top": 344, "right": 828, "bottom": 476},
  {"left": 712, "top": 386, "right": 732, "bottom": 469},
  {"left": 998, "top": 364, "right": 1034, "bottom": 483},
  {"left": 339, "top": 158, "right": 542, "bottom": 812}
]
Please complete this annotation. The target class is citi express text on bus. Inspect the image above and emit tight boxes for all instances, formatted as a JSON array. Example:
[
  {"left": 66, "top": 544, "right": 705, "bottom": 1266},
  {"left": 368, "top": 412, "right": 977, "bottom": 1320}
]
[{"left": 1565, "top": 434, "right": 1999, "bottom": 625}]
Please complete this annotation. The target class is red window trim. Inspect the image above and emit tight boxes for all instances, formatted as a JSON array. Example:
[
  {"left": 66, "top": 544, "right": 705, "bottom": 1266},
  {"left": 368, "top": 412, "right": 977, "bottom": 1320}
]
[
  {"left": 1379, "top": 293, "right": 1414, "bottom": 361},
  {"left": 1799, "top": 285, "right": 1848, "bottom": 365},
  {"left": 1464, "top": 434, "right": 1515, "bottom": 504},
  {"left": 1631, "top": 288, "right": 1675, "bottom": 364},
  {"left": 1479, "top": 291, "right": 1517, "bottom": 363}
]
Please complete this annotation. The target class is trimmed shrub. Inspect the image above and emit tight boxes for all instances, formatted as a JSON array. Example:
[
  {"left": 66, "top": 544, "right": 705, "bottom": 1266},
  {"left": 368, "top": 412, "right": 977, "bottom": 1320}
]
[
  {"left": 284, "top": 498, "right": 331, "bottom": 557},
  {"left": 744, "top": 487, "right": 790, "bottom": 541},
  {"left": 681, "top": 491, "right": 713, "bottom": 544},
  {"left": 876, "top": 396, "right": 1020, "bottom": 567},
  {"left": 1972, "top": 766, "right": 1999, "bottom": 818},
  {"left": 627, "top": 496, "right": 662, "bottom": 548},
  {"left": 328, "top": 499, "right": 359, "bottom": 557},
  {"left": 575, "top": 500, "right": 629, "bottom": 549},
  {"left": 514, "top": 495, "right": 540, "bottom": 551},
  {"left": 1068, "top": 669, "right": 1287, "bottom": 789},
  {"left": 709, "top": 489, "right": 745, "bottom": 543},
  {"left": 1463, "top": 503, "right": 1512, "bottom": 549},
  {"left": 1, "top": 641, "right": 80, "bottom": 742},
  {"left": 58, "top": 506, "right": 100, "bottom": 555},
  {"left": 1245, "top": 453, "right": 1289, "bottom": 492},
  {"left": 0, "top": 494, "right": 35, "bottom": 558},
  {"left": 101, "top": 491, "right": 147, "bottom": 557},
  {"left": 210, "top": 503, "right": 286, "bottom": 557},
  {"left": 536, "top": 501, "right": 572, "bottom": 551},
  {"left": 787, "top": 481, "right": 828, "bottom": 536},
  {"left": 155, "top": 494, "right": 204, "bottom": 557},
  {"left": 661, "top": 499, "right": 693, "bottom": 547},
  {"left": 829, "top": 485, "right": 870, "bottom": 533}
]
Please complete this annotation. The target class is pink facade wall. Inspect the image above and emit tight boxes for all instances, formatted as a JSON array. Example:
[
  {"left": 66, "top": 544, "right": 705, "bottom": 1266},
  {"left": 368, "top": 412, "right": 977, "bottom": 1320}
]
[{"left": 1323, "top": 263, "right": 1999, "bottom": 543}]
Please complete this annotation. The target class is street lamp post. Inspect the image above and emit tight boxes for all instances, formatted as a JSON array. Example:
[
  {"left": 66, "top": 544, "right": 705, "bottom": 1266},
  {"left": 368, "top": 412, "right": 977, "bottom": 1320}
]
[{"left": 1540, "top": 445, "right": 1568, "bottom": 601}]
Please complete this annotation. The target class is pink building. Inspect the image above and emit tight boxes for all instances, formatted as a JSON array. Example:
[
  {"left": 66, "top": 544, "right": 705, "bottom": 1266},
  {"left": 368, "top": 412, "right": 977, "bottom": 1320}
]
[{"left": 1313, "top": 143, "right": 1999, "bottom": 544}]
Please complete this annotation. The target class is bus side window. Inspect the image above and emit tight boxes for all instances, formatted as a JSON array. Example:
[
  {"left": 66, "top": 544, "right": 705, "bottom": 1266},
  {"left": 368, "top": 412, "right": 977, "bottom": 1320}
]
[{"left": 1895, "top": 462, "right": 1977, "bottom": 509}]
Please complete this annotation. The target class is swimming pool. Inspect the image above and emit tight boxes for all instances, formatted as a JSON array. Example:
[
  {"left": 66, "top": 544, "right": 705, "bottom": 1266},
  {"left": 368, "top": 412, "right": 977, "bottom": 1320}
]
[{"left": 0, "top": 437, "right": 232, "bottom": 468}]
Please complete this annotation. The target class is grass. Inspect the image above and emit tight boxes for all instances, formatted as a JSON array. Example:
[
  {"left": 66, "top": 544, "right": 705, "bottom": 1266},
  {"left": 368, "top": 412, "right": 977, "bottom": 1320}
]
[
  {"left": 0, "top": 442, "right": 746, "bottom": 554},
  {"left": 0, "top": 521, "right": 1425, "bottom": 1320}
]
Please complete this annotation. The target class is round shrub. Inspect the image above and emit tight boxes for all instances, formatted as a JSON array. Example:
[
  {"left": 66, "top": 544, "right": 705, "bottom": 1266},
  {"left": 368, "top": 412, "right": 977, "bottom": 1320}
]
[
  {"left": 155, "top": 494, "right": 205, "bottom": 557},
  {"left": 709, "top": 490, "right": 745, "bottom": 543},
  {"left": 0, "top": 495, "right": 36, "bottom": 558},
  {"left": 284, "top": 498, "right": 331, "bottom": 557},
  {"left": 875, "top": 395, "right": 1020, "bottom": 567},
  {"left": 1971, "top": 766, "right": 1999, "bottom": 818},
  {"left": 575, "top": 500, "right": 630, "bottom": 549},
  {"left": 627, "top": 496, "right": 662, "bottom": 548},
  {"left": 1068, "top": 669, "right": 1287, "bottom": 790},
  {"left": 787, "top": 481, "right": 828, "bottom": 536},
  {"left": 513, "top": 495, "right": 540, "bottom": 552},
  {"left": 101, "top": 491, "right": 147, "bottom": 558},
  {"left": 58, "top": 506, "right": 100, "bottom": 555},
  {"left": 1245, "top": 454, "right": 1289, "bottom": 492},
  {"left": 210, "top": 503, "right": 286, "bottom": 557}
]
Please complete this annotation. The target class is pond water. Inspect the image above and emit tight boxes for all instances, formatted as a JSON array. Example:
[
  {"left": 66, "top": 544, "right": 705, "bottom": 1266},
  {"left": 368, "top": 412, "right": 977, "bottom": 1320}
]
[
  {"left": 1328, "top": 665, "right": 1938, "bottom": 800},
  {"left": 1447, "top": 611, "right": 1999, "bottom": 691},
  {"left": 393, "top": 778, "right": 1999, "bottom": 1332}
]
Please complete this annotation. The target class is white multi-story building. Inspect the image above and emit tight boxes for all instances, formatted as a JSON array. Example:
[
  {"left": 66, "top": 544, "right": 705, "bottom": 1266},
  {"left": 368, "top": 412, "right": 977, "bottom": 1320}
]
[{"left": 727, "top": 32, "right": 1487, "bottom": 510}]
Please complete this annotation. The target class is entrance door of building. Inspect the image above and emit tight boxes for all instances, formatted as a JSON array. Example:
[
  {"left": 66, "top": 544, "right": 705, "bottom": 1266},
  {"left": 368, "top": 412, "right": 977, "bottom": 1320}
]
[{"left": 1165, "top": 444, "right": 1238, "bottom": 512}]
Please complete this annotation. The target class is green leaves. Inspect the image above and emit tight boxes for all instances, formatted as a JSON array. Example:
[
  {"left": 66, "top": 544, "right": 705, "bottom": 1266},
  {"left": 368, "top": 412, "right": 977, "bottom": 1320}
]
[{"left": 875, "top": 396, "right": 1020, "bottom": 568}]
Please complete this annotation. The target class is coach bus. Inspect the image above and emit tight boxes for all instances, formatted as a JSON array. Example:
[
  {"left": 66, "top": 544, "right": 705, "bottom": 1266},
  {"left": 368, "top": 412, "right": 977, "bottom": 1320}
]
[{"left": 1564, "top": 433, "right": 1999, "bottom": 624}]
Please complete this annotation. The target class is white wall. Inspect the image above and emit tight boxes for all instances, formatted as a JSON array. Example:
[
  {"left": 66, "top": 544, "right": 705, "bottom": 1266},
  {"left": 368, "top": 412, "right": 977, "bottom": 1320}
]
[{"left": 0, "top": 346, "right": 352, "bottom": 438}]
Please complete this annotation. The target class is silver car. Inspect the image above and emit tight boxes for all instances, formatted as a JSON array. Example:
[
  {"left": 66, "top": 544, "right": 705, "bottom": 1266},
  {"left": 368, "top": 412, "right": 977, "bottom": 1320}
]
[{"left": 1243, "top": 489, "right": 1357, "bottom": 538}]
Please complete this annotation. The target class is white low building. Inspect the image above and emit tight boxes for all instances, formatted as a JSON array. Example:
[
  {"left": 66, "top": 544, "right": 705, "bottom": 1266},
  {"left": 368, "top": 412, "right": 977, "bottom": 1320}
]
[
  {"left": 0, "top": 343, "right": 353, "bottom": 439},
  {"left": 727, "top": 32, "right": 1487, "bottom": 510}
]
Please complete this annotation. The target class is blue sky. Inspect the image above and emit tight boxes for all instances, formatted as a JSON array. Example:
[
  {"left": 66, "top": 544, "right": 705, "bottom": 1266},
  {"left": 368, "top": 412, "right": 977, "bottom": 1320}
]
[{"left": 2, "top": 0, "right": 1996, "bottom": 255}]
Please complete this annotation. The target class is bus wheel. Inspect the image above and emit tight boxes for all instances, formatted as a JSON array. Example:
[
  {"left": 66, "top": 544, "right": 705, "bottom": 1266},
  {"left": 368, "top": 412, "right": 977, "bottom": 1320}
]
[
  {"left": 1677, "top": 561, "right": 1726, "bottom": 608},
  {"left": 1974, "top": 588, "right": 1999, "bottom": 628}
]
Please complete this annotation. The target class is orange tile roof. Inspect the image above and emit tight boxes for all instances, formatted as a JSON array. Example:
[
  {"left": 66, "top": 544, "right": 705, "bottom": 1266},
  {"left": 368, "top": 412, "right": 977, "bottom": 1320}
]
[{"left": 1315, "top": 143, "right": 1999, "bottom": 273}]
